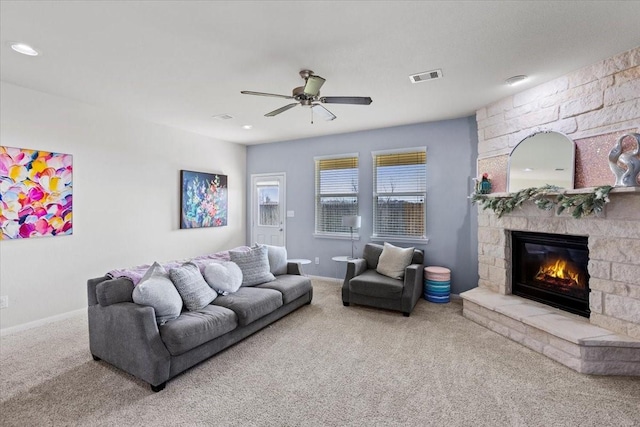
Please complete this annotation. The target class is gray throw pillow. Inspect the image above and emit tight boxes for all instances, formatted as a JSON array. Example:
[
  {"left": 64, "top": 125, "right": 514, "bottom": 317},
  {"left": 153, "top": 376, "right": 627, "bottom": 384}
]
[
  {"left": 169, "top": 262, "right": 217, "bottom": 311},
  {"left": 203, "top": 261, "right": 243, "bottom": 295},
  {"left": 376, "top": 242, "right": 415, "bottom": 279},
  {"left": 229, "top": 245, "right": 275, "bottom": 286},
  {"left": 265, "top": 244, "right": 288, "bottom": 276},
  {"left": 133, "top": 262, "right": 183, "bottom": 324}
]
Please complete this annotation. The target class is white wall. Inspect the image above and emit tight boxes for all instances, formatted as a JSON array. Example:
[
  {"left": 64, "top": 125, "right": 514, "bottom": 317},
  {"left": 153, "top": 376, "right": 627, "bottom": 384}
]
[{"left": 0, "top": 82, "right": 246, "bottom": 330}]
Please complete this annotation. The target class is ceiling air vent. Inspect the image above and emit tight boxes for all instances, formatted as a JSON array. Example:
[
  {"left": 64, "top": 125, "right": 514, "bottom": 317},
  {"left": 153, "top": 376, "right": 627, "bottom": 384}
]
[
  {"left": 212, "top": 113, "right": 234, "bottom": 120},
  {"left": 409, "top": 69, "right": 443, "bottom": 84}
]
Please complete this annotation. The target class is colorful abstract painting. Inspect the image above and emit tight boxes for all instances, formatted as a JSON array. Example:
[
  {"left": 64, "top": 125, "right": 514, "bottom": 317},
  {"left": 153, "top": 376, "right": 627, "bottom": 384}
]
[
  {"left": 0, "top": 146, "right": 73, "bottom": 240},
  {"left": 180, "top": 170, "right": 227, "bottom": 229}
]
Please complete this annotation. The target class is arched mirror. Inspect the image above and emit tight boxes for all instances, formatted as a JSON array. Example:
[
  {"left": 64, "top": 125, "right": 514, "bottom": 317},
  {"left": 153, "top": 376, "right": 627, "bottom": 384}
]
[{"left": 508, "top": 131, "right": 575, "bottom": 192}]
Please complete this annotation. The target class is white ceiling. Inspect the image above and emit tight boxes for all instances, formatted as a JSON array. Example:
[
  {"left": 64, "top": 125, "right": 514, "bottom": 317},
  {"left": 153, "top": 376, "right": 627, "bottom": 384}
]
[{"left": 2, "top": 1, "right": 639, "bottom": 146}]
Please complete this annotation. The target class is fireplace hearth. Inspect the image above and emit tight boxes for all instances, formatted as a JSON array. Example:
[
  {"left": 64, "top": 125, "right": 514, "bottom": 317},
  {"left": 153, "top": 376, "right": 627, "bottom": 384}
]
[{"left": 512, "top": 231, "right": 590, "bottom": 317}]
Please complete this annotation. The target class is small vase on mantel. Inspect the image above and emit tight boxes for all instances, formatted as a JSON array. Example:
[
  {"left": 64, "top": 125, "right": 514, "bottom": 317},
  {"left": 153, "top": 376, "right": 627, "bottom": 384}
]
[
  {"left": 480, "top": 179, "right": 491, "bottom": 194},
  {"left": 476, "top": 173, "right": 492, "bottom": 194}
]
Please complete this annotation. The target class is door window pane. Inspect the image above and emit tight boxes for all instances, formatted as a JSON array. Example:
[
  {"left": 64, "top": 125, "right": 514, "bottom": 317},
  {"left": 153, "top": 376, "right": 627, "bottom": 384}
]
[{"left": 258, "top": 185, "right": 279, "bottom": 226}]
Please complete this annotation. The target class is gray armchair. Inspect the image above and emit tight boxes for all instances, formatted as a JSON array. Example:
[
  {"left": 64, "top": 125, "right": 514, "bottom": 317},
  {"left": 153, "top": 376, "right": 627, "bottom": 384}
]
[{"left": 342, "top": 243, "right": 424, "bottom": 316}]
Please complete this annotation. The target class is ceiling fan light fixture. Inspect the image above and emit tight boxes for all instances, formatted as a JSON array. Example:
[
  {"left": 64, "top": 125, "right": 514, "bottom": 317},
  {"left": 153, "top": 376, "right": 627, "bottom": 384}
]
[
  {"left": 303, "top": 75, "right": 326, "bottom": 97},
  {"left": 311, "top": 104, "right": 336, "bottom": 121}
]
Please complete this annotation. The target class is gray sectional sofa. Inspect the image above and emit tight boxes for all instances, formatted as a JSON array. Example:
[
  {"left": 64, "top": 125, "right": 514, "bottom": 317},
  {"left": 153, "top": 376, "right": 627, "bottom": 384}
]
[{"left": 87, "top": 261, "right": 312, "bottom": 392}]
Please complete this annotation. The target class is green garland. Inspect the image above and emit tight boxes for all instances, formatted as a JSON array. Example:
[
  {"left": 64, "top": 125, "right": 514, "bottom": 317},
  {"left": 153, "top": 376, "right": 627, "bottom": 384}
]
[{"left": 470, "top": 184, "right": 613, "bottom": 219}]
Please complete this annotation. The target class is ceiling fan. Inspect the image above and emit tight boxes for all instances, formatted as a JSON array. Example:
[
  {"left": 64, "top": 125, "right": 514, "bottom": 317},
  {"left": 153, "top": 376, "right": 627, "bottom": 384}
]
[{"left": 241, "top": 70, "right": 372, "bottom": 122}]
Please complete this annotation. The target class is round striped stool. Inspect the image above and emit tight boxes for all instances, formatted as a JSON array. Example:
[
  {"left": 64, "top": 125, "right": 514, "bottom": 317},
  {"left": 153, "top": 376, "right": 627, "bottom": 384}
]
[{"left": 424, "top": 266, "right": 451, "bottom": 303}]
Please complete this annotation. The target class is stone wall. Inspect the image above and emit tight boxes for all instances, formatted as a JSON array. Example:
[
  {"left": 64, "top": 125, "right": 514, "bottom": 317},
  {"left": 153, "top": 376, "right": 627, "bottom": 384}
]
[
  {"left": 476, "top": 47, "right": 639, "bottom": 192},
  {"left": 474, "top": 46, "right": 640, "bottom": 340}
]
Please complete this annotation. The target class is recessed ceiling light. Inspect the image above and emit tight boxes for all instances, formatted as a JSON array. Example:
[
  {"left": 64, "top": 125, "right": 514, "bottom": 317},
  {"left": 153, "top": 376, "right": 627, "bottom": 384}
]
[
  {"left": 10, "top": 42, "right": 39, "bottom": 56},
  {"left": 506, "top": 75, "right": 528, "bottom": 86},
  {"left": 523, "top": 168, "right": 534, "bottom": 172},
  {"left": 242, "top": 125, "right": 253, "bottom": 130}
]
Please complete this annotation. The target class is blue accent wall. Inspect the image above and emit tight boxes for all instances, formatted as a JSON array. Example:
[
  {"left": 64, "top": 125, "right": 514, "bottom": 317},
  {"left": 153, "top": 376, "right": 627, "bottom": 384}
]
[{"left": 247, "top": 116, "right": 479, "bottom": 294}]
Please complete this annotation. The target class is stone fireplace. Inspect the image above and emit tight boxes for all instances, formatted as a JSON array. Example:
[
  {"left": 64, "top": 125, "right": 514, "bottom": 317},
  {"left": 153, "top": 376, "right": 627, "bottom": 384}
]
[
  {"left": 462, "top": 46, "right": 640, "bottom": 375},
  {"left": 461, "top": 190, "right": 640, "bottom": 375}
]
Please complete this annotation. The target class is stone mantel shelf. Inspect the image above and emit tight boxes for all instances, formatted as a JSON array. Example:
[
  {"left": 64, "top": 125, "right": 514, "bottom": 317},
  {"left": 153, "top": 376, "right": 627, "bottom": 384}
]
[{"left": 484, "top": 186, "right": 640, "bottom": 199}]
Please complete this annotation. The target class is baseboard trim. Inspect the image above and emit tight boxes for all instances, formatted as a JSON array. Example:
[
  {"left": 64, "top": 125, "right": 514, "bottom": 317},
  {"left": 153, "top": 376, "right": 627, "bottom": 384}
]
[{"left": 1, "top": 307, "right": 85, "bottom": 337}]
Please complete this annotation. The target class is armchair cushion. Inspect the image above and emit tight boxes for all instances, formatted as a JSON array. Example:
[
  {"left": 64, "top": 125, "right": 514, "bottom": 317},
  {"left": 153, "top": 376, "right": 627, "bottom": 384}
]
[
  {"left": 376, "top": 242, "right": 415, "bottom": 279},
  {"left": 349, "top": 270, "right": 404, "bottom": 299}
]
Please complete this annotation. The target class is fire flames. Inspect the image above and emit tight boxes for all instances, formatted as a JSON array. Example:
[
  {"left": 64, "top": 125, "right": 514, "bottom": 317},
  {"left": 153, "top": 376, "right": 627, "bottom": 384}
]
[{"left": 535, "top": 259, "right": 584, "bottom": 289}]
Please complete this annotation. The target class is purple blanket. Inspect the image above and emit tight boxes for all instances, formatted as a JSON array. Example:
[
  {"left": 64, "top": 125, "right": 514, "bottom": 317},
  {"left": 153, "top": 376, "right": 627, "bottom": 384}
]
[{"left": 107, "top": 246, "right": 251, "bottom": 286}]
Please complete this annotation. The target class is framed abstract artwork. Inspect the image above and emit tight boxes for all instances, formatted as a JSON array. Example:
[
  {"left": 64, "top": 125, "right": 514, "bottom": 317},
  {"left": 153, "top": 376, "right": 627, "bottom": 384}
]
[
  {"left": 0, "top": 146, "right": 73, "bottom": 240},
  {"left": 180, "top": 170, "right": 228, "bottom": 229}
]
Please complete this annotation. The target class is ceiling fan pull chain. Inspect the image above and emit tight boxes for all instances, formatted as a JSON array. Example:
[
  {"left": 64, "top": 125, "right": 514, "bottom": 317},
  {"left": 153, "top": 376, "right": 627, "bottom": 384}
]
[{"left": 311, "top": 107, "right": 314, "bottom": 124}]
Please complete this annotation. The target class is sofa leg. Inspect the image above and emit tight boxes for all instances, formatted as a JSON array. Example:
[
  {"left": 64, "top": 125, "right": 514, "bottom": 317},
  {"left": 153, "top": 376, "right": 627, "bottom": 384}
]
[
  {"left": 92, "top": 354, "right": 101, "bottom": 361},
  {"left": 151, "top": 382, "right": 166, "bottom": 392},
  {"left": 343, "top": 301, "right": 350, "bottom": 307},
  {"left": 403, "top": 312, "right": 410, "bottom": 317}
]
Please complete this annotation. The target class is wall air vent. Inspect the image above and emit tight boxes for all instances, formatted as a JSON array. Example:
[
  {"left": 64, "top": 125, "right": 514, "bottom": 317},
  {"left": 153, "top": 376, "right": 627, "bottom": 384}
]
[
  {"left": 212, "top": 114, "right": 234, "bottom": 120},
  {"left": 409, "top": 69, "right": 443, "bottom": 84}
]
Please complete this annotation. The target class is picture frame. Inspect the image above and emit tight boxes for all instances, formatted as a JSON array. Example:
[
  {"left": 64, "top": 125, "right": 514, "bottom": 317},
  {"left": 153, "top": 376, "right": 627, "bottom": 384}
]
[
  {"left": 180, "top": 170, "right": 228, "bottom": 229},
  {"left": 0, "top": 146, "right": 73, "bottom": 240}
]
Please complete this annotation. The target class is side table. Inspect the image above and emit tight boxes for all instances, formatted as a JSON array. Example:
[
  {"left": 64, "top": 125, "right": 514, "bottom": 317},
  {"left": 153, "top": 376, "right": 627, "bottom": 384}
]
[{"left": 287, "top": 258, "right": 311, "bottom": 275}]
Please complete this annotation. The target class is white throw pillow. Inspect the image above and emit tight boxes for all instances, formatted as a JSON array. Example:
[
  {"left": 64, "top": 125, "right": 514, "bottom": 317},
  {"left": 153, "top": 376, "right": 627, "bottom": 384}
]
[
  {"left": 203, "top": 261, "right": 243, "bottom": 295},
  {"left": 376, "top": 242, "right": 415, "bottom": 279},
  {"left": 132, "top": 262, "right": 183, "bottom": 325},
  {"left": 265, "top": 245, "right": 288, "bottom": 276}
]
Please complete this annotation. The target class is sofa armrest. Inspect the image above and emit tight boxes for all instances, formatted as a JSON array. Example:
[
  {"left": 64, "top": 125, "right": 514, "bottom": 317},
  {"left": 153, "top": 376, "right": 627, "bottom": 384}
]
[
  {"left": 88, "top": 302, "right": 171, "bottom": 387},
  {"left": 346, "top": 258, "right": 367, "bottom": 281},
  {"left": 342, "top": 258, "right": 367, "bottom": 303},
  {"left": 401, "top": 263, "right": 424, "bottom": 313}
]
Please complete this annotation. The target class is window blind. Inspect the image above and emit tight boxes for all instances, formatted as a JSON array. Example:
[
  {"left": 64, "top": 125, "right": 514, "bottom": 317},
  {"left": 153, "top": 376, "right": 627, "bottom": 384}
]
[
  {"left": 372, "top": 149, "right": 426, "bottom": 239},
  {"left": 315, "top": 154, "right": 359, "bottom": 235}
]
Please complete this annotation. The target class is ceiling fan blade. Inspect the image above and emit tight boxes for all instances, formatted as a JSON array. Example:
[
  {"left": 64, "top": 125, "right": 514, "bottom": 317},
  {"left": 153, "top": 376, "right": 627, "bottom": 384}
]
[
  {"left": 311, "top": 104, "right": 336, "bottom": 121},
  {"left": 303, "top": 75, "right": 326, "bottom": 97},
  {"left": 241, "top": 91, "right": 293, "bottom": 100},
  {"left": 265, "top": 103, "right": 299, "bottom": 117},
  {"left": 320, "top": 96, "right": 373, "bottom": 105}
]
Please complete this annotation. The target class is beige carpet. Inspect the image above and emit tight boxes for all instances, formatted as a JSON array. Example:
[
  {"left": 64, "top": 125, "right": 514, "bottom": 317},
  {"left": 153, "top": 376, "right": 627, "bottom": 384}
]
[{"left": 1, "top": 278, "right": 639, "bottom": 426}]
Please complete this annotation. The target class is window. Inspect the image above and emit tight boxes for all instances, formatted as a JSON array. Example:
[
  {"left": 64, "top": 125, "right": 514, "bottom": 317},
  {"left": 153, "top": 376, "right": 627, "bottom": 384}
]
[
  {"left": 314, "top": 154, "right": 359, "bottom": 236},
  {"left": 372, "top": 148, "right": 426, "bottom": 241}
]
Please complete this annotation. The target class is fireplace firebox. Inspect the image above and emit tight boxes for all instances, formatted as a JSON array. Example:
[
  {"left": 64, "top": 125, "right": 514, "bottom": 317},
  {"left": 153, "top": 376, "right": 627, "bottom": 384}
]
[{"left": 511, "top": 231, "right": 590, "bottom": 317}]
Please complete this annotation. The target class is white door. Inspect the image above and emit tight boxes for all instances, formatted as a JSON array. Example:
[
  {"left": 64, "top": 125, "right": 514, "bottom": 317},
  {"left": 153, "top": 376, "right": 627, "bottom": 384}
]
[{"left": 251, "top": 173, "right": 286, "bottom": 246}]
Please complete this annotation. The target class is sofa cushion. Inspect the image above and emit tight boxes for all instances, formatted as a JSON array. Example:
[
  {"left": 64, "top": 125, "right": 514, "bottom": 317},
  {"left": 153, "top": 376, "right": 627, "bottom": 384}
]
[
  {"left": 96, "top": 278, "right": 134, "bottom": 307},
  {"left": 229, "top": 245, "right": 275, "bottom": 287},
  {"left": 212, "top": 287, "right": 282, "bottom": 326},
  {"left": 350, "top": 269, "right": 404, "bottom": 299},
  {"left": 159, "top": 305, "right": 238, "bottom": 356},
  {"left": 257, "top": 274, "right": 312, "bottom": 304},
  {"left": 169, "top": 262, "right": 218, "bottom": 311},
  {"left": 133, "top": 262, "right": 183, "bottom": 325},
  {"left": 376, "top": 242, "right": 414, "bottom": 279},
  {"left": 203, "top": 261, "right": 243, "bottom": 295},
  {"left": 265, "top": 245, "right": 288, "bottom": 276}
]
